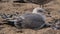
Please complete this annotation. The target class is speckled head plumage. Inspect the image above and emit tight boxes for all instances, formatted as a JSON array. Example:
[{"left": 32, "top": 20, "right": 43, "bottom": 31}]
[{"left": 32, "top": 7, "right": 46, "bottom": 14}]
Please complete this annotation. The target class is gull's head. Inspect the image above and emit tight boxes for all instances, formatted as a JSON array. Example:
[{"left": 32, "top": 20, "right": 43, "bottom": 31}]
[
  {"left": 32, "top": 7, "right": 46, "bottom": 14},
  {"left": 32, "top": 7, "right": 46, "bottom": 21}
]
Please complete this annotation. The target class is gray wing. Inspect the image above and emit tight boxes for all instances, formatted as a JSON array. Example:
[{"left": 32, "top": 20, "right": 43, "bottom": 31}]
[{"left": 20, "top": 13, "right": 46, "bottom": 29}]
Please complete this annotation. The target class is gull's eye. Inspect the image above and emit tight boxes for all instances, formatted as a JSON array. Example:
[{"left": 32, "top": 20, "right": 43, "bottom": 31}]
[{"left": 38, "top": 10, "right": 43, "bottom": 13}]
